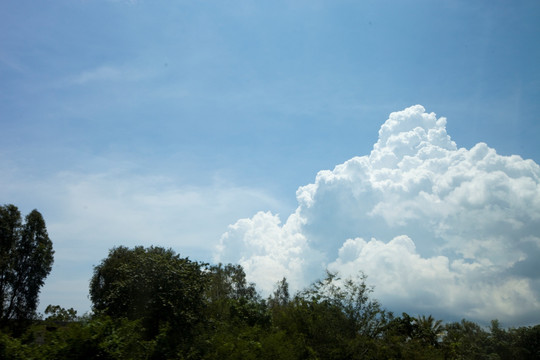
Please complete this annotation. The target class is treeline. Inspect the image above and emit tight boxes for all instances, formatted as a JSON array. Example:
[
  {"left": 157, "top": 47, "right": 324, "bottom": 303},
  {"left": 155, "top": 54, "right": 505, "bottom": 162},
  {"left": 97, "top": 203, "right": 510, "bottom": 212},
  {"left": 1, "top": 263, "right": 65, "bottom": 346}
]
[
  {"left": 1, "top": 246, "right": 538, "bottom": 359},
  {"left": 1, "top": 206, "right": 539, "bottom": 359}
]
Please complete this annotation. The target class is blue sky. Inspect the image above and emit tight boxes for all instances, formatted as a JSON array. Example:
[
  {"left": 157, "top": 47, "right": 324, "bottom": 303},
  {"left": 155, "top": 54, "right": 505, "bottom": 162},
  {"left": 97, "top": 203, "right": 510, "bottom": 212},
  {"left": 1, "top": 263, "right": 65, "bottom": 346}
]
[{"left": 1, "top": 0, "right": 539, "bottom": 326}]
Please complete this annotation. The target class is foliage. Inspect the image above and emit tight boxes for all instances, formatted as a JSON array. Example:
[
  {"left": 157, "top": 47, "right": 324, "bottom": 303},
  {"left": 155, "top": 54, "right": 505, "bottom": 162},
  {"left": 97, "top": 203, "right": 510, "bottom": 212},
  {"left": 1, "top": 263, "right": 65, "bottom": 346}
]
[
  {"left": 204, "top": 263, "right": 266, "bottom": 326},
  {"left": 266, "top": 271, "right": 388, "bottom": 359},
  {"left": 415, "top": 314, "right": 444, "bottom": 346},
  {"left": 442, "top": 319, "right": 493, "bottom": 359},
  {"left": 44, "top": 305, "right": 78, "bottom": 322},
  {"left": 268, "top": 277, "right": 290, "bottom": 310},
  {"left": 206, "top": 263, "right": 258, "bottom": 302},
  {"left": 2, "top": 240, "right": 539, "bottom": 359},
  {"left": 0, "top": 205, "right": 54, "bottom": 329},
  {"left": 301, "top": 271, "right": 388, "bottom": 337},
  {"left": 89, "top": 245, "right": 207, "bottom": 356}
]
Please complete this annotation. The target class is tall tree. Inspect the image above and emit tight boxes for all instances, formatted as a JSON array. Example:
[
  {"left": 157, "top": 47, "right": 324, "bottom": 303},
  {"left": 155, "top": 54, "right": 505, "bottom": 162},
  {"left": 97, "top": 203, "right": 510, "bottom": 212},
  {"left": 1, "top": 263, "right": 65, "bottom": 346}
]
[
  {"left": 0, "top": 205, "right": 54, "bottom": 325},
  {"left": 268, "top": 277, "right": 290, "bottom": 309}
]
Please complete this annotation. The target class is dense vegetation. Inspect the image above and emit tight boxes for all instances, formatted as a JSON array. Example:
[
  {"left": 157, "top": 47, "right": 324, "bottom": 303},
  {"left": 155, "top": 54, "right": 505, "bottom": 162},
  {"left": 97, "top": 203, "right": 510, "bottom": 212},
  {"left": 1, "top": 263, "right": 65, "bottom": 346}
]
[{"left": 1, "top": 205, "right": 539, "bottom": 359}]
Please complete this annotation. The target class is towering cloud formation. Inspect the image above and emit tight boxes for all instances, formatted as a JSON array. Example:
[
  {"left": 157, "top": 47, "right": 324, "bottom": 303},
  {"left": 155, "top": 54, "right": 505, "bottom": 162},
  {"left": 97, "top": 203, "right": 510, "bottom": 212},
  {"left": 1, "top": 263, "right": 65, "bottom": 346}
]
[{"left": 216, "top": 105, "right": 540, "bottom": 325}]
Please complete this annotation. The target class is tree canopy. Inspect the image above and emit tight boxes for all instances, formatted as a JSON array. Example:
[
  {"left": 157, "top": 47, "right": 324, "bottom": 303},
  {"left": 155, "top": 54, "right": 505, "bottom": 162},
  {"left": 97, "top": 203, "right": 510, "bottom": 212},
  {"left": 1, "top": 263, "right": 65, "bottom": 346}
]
[
  {"left": 89, "top": 246, "right": 207, "bottom": 340},
  {"left": 1, "top": 239, "right": 539, "bottom": 359}
]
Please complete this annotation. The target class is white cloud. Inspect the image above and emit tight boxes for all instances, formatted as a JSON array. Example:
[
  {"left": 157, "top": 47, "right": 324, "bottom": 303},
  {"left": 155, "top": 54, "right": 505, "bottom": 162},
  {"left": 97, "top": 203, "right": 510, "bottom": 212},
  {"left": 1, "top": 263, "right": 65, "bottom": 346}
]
[
  {"left": 216, "top": 105, "right": 540, "bottom": 325},
  {"left": 216, "top": 210, "right": 317, "bottom": 292}
]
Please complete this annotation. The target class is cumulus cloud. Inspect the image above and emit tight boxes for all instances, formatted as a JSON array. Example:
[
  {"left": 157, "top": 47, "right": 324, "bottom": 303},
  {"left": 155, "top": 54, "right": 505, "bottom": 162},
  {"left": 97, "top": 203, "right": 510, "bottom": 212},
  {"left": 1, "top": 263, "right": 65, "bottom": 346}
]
[
  {"left": 216, "top": 105, "right": 540, "bottom": 325},
  {"left": 215, "top": 210, "right": 320, "bottom": 292}
]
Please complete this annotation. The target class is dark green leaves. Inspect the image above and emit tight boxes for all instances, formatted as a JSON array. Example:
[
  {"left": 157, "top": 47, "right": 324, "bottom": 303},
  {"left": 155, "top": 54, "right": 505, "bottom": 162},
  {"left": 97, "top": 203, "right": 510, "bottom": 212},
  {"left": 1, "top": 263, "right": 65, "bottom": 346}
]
[
  {"left": 89, "top": 245, "right": 207, "bottom": 346},
  {"left": 0, "top": 205, "right": 54, "bottom": 326}
]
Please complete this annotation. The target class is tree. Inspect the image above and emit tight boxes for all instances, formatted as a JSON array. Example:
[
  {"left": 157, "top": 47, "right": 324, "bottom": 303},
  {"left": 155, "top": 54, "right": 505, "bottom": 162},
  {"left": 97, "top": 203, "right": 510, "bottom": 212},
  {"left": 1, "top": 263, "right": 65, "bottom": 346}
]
[
  {"left": 268, "top": 277, "right": 290, "bottom": 309},
  {"left": 89, "top": 246, "right": 207, "bottom": 345},
  {"left": 442, "top": 319, "right": 492, "bottom": 359},
  {"left": 44, "top": 305, "right": 78, "bottom": 323},
  {"left": 0, "top": 205, "right": 54, "bottom": 325},
  {"left": 204, "top": 263, "right": 267, "bottom": 326},
  {"left": 206, "top": 263, "right": 258, "bottom": 303},
  {"left": 272, "top": 271, "right": 388, "bottom": 359},
  {"left": 302, "top": 271, "right": 388, "bottom": 339},
  {"left": 414, "top": 314, "right": 443, "bottom": 346}
]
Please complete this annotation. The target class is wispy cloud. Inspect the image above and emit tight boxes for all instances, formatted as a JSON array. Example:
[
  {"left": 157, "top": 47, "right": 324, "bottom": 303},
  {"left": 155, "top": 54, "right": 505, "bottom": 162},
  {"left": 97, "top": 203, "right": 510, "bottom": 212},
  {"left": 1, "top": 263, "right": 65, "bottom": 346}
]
[
  {"left": 70, "top": 66, "right": 123, "bottom": 85},
  {"left": 61, "top": 64, "right": 155, "bottom": 86},
  {"left": 0, "top": 52, "right": 25, "bottom": 73},
  {"left": 0, "top": 165, "right": 284, "bottom": 313}
]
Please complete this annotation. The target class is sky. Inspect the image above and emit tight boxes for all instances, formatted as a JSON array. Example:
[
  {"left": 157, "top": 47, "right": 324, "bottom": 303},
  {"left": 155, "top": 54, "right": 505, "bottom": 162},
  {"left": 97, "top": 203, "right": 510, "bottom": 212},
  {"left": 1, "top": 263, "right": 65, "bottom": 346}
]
[{"left": 1, "top": 0, "right": 539, "bottom": 327}]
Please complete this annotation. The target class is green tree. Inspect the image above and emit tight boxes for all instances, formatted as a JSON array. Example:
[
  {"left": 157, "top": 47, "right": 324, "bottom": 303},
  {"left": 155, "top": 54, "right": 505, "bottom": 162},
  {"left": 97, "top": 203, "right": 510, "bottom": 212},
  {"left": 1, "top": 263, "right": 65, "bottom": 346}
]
[
  {"left": 89, "top": 245, "right": 207, "bottom": 354},
  {"left": 414, "top": 314, "right": 443, "bottom": 346},
  {"left": 488, "top": 320, "right": 540, "bottom": 360},
  {"left": 206, "top": 263, "right": 257, "bottom": 302},
  {"left": 268, "top": 277, "right": 290, "bottom": 309},
  {"left": 194, "top": 263, "right": 271, "bottom": 358},
  {"left": 508, "top": 324, "right": 540, "bottom": 360},
  {"left": 272, "top": 271, "right": 388, "bottom": 359},
  {"left": 204, "top": 263, "right": 267, "bottom": 326},
  {"left": 0, "top": 205, "right": 54, "bottom": 326},
  {"left": 302, "top": 271, "right": 388, "bottom": 339},
  {"left": 44, "top": 305, "right": 78, "bottom": 323},
  {"left": 442, "top": 319, "right": 492, "bottom": 359},
  {"left": 379, "top": 312, "right": 445, "bottom": 359}
]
